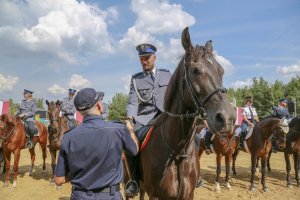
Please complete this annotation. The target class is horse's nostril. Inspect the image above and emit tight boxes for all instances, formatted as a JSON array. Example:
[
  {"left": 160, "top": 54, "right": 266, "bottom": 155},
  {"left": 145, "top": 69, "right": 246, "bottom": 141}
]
[{"left": 215, "top": 113, "right": 225, "bottom": 127}]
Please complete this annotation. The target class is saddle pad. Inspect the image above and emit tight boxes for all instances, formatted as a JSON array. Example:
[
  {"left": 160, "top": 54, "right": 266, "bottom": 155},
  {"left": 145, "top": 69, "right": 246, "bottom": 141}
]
[
  {"left": 139, "top": 127, "right": 154, "bottom": 152},
  {"left": 245, "top": 127, "right": 254, "bottom": 140},
  {"left": 198, "top": 128, "right": 207, "bottom": 139}
]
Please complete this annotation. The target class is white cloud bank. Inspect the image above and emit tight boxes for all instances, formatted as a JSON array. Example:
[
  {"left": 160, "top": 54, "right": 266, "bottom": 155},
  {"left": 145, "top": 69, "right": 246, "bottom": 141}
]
[
  {"left": 0, "top": 74, "right": 19, "bottom": 92},
  {"left": 277, "top": 61, "right": 300, "bottom": 76}
]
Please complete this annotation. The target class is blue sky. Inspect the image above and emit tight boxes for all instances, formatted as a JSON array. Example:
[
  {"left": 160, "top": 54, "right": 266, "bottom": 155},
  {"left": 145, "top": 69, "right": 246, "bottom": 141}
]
[{"left": 0, "top": 0, "right": 299, "bottom": 103}]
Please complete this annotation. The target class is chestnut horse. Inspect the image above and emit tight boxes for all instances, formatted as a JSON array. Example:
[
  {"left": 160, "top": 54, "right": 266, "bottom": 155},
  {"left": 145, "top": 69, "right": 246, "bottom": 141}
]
[
  {"left": 266, "top": 116, "right": 300, "bottom": 187},
  {"left": 197, "top": 125, "right": 236, "bottom": 192},
  {"left": 45, "top": 100, "right": 69, "bottom": 183},
  {"left": 133, "top": 27, "right": 236, "bottom": 200},
  {"left": 232, "top": 117, "right": 288, "bottom": 192},
  {"left": 0, "top": 114, "right": 48, "bottom": 187}
]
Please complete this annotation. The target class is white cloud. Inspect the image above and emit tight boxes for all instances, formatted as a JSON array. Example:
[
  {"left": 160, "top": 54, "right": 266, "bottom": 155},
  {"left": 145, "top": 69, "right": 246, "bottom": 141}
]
[
  {"left": 48, "top": 84, "right": 66, "bottom": 95},
  {"left": 213, "top": 51, "right": 234, "bottom": 75},
  {"left": 119, "top": 0, "right": 195, "bottom": 55},
  {"left": 276, "top": 61, "right": 300, "bottom": 75},
  {"left": 231, "top": 79, "right": 253, "bottom": 89},
  {"left": 121, "top": 74, "right": 132, "bottom": 93},
  {"left": 0, "top": 0, "right": 115, "bottom": 66},
  {"left": 68, "top": 74, "right": 91, "bottom": 90},
  {"left": 0, "top": 74, "right": 19, "bottom": 92}
]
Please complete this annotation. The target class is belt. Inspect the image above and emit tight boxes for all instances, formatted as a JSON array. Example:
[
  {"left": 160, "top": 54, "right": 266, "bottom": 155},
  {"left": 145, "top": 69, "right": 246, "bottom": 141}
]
[{"left": 73, "top": 184, "right": 120, "bottom": 194}]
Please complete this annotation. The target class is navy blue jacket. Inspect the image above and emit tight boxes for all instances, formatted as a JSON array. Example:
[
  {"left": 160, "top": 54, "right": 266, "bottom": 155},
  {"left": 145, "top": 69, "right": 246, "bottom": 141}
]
[{"left": 55, "top": 115, "right": 137, "bottom": 190}]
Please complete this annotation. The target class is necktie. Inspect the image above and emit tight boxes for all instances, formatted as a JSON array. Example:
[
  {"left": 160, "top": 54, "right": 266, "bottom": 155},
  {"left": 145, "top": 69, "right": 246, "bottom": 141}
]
[
  {"left": 249, "top": 106, "right": 254, "bottom": 120},
  {"left": 149, "top": 72, "right": 155, "bottom": 82}
]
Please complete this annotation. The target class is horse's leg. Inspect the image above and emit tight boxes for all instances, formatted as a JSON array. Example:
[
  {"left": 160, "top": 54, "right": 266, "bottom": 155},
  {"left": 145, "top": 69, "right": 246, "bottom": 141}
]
[
  {"left": 249, "top": 154, "right": 257, "bottom": 191},
  {"left": 232, "top": 149, "right": 239, "bottom": 175},
  {"left": 255, "top": 157, "right": 260, "bottom": 173},
  {"left": 139, "top": 188, "right": 145, "bottom": 200},
  {"left": 28, "top": 145, "right": 36, "bottom": 176},
  {"left": 40, "top": 141, "right": 47, "bottom": 172},
  {"left": 196, "top": 149, "right": 205, "bottom": 187},
  {"left": 3, "top": 150, "right": 11, "bottom": 187},
  {"left": 267, "top": 150, "right": 272, "bottom": 172},
  {"left": 293, "top": 152, "right": 300, "bottom": 187},
  {"left": 12, "top": 149, "right": 21, "bottom": 188},
  {"left": 224, "top": 153, "right": 232, "bottom": 190},
  {"left": 49, "top": 149, "right": 57, "bottom": 183},
  {"left": 284, "top": 152, "right": 292, "bottom": 188},
  {"left": 215, "top": 153, "right": 222, "bottom": 192},
  {"left": 2, "top": 159, "right": 6, "bottom": 174},
  {"left": 261, "top": 154, "right": 268, "bottom": 192}
]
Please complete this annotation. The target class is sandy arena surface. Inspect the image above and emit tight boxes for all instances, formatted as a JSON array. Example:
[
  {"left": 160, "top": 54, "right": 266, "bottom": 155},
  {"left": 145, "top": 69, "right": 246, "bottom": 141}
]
[{"left": 0, "top": 147, "right": 299, "bottom": 200}]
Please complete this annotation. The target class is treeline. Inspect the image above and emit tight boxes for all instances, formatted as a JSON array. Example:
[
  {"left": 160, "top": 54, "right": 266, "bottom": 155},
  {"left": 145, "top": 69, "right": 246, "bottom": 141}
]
[
  {"left": 108, "top": 76, "right": 300, "bottom": 120},
  {"left": 9, "top": 98, "right": 45, "bottom": 114}
]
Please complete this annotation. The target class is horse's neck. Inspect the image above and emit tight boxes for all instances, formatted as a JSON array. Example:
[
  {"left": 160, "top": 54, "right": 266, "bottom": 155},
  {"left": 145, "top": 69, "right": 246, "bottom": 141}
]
[{"left": 258, "top": 120, "right": 278, "bottom": 140}]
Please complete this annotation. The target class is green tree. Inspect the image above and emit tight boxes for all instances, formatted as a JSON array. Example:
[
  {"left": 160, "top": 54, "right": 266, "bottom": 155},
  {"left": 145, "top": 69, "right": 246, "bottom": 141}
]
[
  {"left": 9, "top": 98, "right": 20, "bottom": 115},
  {"left": 285, "top": 76, "right": 300, "bottom": 114},
  {"left": 36, "top": 98, "right": 45, "bottom": 110},
  {"left": 108, "top": 93, "right": 129, "bottom": 121}
]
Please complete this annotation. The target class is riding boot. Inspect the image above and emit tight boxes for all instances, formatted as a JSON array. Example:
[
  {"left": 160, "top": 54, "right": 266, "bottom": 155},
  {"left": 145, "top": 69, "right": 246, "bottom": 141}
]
[
  {"left": 125, "top": 156, "right": 139, "bottom": 197},
  {"left": 271, "top": 138, "right": 278, "bottom": 153},
  {"left": 235, "top": 136, "right": 242, "bottom": 149},
  {"left": 25, "top": 136, "right": 33, "bottom": 149},
  {"left": 205, "top": 131, "right": 212, "bottom": 155}
]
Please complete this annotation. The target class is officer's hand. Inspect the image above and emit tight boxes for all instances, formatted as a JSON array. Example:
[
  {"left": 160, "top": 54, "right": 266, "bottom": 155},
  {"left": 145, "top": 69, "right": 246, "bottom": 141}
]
[
  {"left": 18, "top": 113, "right": 26, "bottom": 118},
  {"left": 248, "top": 122, "right": 254, "bottom": 127},
  {"left": 125, "top": 120, "right": 134, "bottom": 132}
]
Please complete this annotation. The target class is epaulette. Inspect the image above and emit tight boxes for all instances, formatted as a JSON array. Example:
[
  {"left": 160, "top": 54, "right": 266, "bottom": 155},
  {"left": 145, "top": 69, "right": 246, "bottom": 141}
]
[
  {"left": 132, "top": 72, "right": 143, "bottom": 78},
  {"left": 159, "top": 68, "right": 170, "bottom": 72}
]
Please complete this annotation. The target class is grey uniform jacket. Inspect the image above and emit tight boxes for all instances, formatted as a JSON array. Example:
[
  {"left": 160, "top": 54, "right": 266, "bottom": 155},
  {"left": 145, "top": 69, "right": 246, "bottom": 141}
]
[
  {"left": 272, "top": 105, "right": 291, "bottom": 119},
  {"left": 61, "top": 97, "right": 76, "bottom": 119},
  {"left": 126, "top": 68, "right": 171, "bottom": 125},
  {"left": 17, "top": 99, "right": 37, "bottom": 122}
]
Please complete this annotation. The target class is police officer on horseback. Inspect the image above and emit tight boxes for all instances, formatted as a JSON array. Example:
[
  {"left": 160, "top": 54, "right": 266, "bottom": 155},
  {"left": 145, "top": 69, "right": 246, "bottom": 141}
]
[
  {"left": 61, "top": 89, "right": 77, "bottom": 129},
  {"left": 125, "top": 43, "right": 172, "bottom": 197},
  {"left": 272, "top": 98, "right": 291, "bottom": 119},
  {"left": 15, "top": 89, "right": 38, "bottom": 148},
  {"left": 240, "top": 96, "right": 259, "bottom": 147}
]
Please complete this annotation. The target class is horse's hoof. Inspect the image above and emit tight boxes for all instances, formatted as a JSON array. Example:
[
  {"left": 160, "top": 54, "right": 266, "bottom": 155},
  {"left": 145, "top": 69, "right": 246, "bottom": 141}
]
[
  {"left": 196, "top": 179, "right": 205, "bottom": 188},
  {"left": 263, "top": 187, "right": 268, "bottom": 192},
  {"left": 232, "top": 171, "right": 237, "bottom": 175},
  {"left": 249, "top": 186, "right": 255, "bottom": 192},
  {"left": 215, "top": 182, "right": 221, "bottom": 193},
  {"left": 225, "top": 183, "right": 232, "bottom": 190},
  {"left": 287, "top": 184, "right": 292, "bottom": 189},
  {"left": 56, "top": 185, "right": 62, "bottom": 191}
]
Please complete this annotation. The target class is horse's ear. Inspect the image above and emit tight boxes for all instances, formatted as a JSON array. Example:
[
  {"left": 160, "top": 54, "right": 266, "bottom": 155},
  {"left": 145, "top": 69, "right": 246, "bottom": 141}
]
[
  {"left": 181, "top": 27, "right": 193, "bottom": 52},
  {"left": 46, "top": 100, "right": 49, "bottom": 106},
  {"left": 205, "top": 40, "right": 213, "bottom": 54},
  {"left": 55, "top": 100, "right": 61, "bottom": 106}
]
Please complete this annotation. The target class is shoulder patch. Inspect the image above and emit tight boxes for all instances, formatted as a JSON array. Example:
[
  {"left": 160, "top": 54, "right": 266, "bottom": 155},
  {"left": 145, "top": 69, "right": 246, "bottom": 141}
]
[
  {"left": 158, "top": 68, "right": 170, "bottom": 72},
  {"left": 132, "top": 72, "right": 143, "bottom": 78}
]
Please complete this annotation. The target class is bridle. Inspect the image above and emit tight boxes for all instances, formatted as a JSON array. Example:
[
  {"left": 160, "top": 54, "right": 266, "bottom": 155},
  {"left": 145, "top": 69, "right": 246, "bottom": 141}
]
[{"left": 0, "top": 120, "right": 19, "bottom": 145}]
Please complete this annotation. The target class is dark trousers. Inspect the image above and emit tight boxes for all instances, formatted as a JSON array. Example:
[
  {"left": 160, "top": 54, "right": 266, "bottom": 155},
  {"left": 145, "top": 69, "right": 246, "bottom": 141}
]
[
  {"left": 71, "top": 190, "right": 122, "bottom": 200},
  {"left": 205, "top": 130, "right": 213, "bottom": 148},
  {"left": 24, "top": 120, "right": 38, "bottom": 139}
]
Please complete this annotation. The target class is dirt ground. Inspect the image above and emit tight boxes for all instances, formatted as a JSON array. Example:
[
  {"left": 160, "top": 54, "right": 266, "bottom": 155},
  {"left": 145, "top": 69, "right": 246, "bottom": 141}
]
[{"left": 0, "top": 147, "right": 299, "bottom": 200}]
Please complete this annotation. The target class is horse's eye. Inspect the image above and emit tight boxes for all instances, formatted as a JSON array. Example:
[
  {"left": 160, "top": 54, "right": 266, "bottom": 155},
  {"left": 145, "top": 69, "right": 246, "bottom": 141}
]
[{"left": 191, "top": 67, "right": 201, "bottom": 75}]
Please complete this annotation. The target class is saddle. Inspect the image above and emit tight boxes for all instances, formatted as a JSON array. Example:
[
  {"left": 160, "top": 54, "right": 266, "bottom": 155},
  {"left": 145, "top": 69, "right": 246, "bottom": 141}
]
[{"left": 135, "top": 126, "right": 153, "bottom": 152}]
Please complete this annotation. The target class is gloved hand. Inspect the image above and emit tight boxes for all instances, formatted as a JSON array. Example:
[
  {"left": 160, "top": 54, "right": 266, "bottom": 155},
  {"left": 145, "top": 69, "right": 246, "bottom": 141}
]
[{"left": 18, "top": 113, "right": 26, "bottom": 118}]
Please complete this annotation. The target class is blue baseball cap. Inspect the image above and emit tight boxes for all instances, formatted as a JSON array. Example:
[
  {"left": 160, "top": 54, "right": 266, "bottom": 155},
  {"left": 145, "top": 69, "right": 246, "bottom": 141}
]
[
  {"left": 136, "top": 43, "right": 157, "bottom": 56},
  {"left": 23, "top": 89, "right": 33, "bottom": 94},
  {"left": 74, "top": 88, "right": 104, "bottom": 111},
  {"left": 68, "top": 88, "right": 77, "bottom": 94},
  {"left": 279, "top": 98, "right": 287, "bottom": 103}
]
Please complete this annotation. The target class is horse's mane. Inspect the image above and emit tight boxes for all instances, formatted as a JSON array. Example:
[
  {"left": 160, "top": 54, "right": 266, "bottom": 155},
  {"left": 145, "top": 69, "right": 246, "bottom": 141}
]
[
  {"left": 1, "top": 113, "right": 19, "bottom": 125},
  {"left": 164, "top": 45, "right": 205, "bottom": 112}
]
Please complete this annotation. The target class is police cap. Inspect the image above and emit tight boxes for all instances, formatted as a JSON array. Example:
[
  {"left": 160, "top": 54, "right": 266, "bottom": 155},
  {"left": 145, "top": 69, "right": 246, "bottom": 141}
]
[
  {"left": 74, "top": 88, "right": 104, "bottom": 111},
  {"left": 279, "top": 98, "right": 287, "bottom": 103},
  {"left": 136, "top": 43, "right": 157, "bottom": 56},
  {"left": 23, "top": 89, "right": 34, "bottom": 95},
  {"left": 68, "top": 88, "right": 77, "bottom": 95}
]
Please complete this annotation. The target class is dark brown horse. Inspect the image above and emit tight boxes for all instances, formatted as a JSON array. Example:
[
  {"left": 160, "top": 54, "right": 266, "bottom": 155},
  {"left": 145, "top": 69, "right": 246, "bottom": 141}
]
[
  {"left": 197, "top": 125, "right": 236, "bottom": 192},
  {"left": 45, "top": 100, "right": 69, "bottom": 183},
  {"left": 0, "top": 113, "right": 48, "bottom": 187},
  {"left": 135, "top": 27, "right": 236, "bottom": 200},
  {"left": 232, "top": 117, "right": 288, "bottom": 192},
  {"left": 266, "top": 116, "right": 300, "bottom": 188}
]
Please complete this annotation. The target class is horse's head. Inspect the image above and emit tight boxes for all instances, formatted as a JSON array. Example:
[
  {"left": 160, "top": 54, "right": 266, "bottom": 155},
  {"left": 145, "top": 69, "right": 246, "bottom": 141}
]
[
  {"left": 165, "top": 27, "right": 236, "bottom": 135},
  {"left": 0, "top": 114, "right": 17, "bottom": 137},
  {"left": 46, "top": 100, "right": 61, "bottom": 131}
]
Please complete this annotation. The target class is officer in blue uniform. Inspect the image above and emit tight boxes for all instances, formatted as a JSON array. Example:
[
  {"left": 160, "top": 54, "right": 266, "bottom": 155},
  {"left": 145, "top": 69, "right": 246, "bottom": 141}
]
[
  {"left": 55, "top": 88, "right": 139, "bottom": 200},
  {"left": 272, "top": 98, "right": 291, "bottom": 119},
  {"left": 15, "top": 89, "right": 38, "bottom": 148},
  {"left": 61, "top": 89, "right": 77, "bottom": 129},
  {"left": 125, "top": 43, "right": 172, "bottom": 196}
]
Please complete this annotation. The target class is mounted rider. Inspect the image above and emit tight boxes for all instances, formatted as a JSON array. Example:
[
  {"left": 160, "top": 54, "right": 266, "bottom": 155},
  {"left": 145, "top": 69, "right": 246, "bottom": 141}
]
[
  {"left": 125, "top": 43, "right": 172, "bottom": 197},
  {"left": 239, "top": 96, "right": 259, "bottom": 147},
  {"left": 15, "top": 89, "right": 38, "bottom": 148},
  {"left": 61, "top": 89, "right": 77, "bottom": 130}
]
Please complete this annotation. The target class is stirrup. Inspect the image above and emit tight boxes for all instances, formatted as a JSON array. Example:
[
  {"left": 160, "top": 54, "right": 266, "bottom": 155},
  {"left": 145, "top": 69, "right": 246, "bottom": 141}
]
[
  {"left": 125, "top": 179, "right": 139, "bottom": 197},
  {"left": 205, "top": 148, "right": 211, "bottom": 155}
]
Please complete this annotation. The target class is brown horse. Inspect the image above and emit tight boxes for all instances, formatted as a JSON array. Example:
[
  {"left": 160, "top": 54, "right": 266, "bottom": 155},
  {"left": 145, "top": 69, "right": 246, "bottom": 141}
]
[
  {"left": 266, "top": 116, "right": 300, "bottom": 188},
  {"left": 45, "top": 100, "right": 69, "bottom": 183},
  {"left": 197, "top": 125, "right": 236, "bottom": 192},
  {"left": 134, "top": 27, "right": 236, "bottom": 200},
  {"left": 232, "top": 117, "right": 288, "bottom": 192},
  {"left": 0, "top": 113, "right": 48, "bottom": 187}
]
